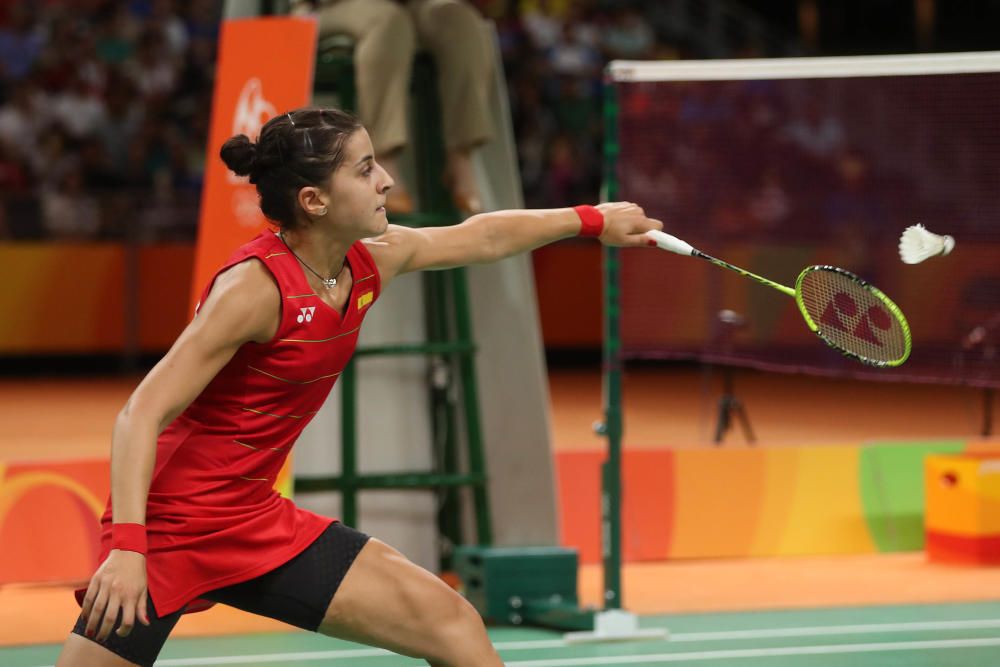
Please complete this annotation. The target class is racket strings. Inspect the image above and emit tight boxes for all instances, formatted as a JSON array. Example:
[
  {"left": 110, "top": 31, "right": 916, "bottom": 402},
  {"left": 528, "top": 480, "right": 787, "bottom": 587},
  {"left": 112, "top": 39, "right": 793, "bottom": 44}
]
[{"left": 798, "top": 269, "right": 909, "bottom": 365}]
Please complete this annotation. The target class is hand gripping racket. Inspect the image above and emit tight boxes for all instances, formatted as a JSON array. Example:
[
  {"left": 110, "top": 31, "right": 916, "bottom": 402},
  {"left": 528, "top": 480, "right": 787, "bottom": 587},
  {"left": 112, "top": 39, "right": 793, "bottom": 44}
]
[{"left": 646, "top": 230, "right": 912, "bottom": 367}]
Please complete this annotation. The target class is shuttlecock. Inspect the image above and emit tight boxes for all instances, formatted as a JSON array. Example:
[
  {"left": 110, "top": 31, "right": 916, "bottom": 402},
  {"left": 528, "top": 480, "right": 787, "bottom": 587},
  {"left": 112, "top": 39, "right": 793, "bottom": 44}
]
[{"left": 899, "top": 224, "right": 955, "bottom": 264}]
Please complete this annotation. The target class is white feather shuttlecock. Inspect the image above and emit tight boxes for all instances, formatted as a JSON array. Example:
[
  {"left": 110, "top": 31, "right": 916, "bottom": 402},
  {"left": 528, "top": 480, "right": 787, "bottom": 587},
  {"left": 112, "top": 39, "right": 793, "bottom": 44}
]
[{"left": 898, "top": 224, "right": 955, "bottom": 264}]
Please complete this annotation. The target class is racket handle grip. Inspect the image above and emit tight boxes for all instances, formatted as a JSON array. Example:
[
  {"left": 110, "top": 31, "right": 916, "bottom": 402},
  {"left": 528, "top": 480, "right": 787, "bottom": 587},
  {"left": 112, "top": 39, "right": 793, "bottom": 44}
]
[{"left": 646, "top": 230, "right": 695, "bottom": 256}]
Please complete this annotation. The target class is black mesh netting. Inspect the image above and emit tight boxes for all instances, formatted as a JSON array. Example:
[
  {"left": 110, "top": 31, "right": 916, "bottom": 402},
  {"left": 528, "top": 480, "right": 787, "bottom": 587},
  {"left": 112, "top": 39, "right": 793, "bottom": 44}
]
[{"left": 613, "top": 70, "right": 1000, "bottom": 387}]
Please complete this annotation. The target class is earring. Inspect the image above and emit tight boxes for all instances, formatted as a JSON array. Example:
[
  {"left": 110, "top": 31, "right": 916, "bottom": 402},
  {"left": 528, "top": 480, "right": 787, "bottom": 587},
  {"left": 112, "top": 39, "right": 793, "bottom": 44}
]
[{"left": 317, "top": 207, "right": 328, "bottom": 216}]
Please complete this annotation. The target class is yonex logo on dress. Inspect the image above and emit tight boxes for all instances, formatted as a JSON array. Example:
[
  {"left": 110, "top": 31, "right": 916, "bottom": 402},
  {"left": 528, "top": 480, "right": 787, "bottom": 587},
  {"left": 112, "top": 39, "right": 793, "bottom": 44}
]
[{"left": 297, "top": 307, "right": 316, "bottom": 323}]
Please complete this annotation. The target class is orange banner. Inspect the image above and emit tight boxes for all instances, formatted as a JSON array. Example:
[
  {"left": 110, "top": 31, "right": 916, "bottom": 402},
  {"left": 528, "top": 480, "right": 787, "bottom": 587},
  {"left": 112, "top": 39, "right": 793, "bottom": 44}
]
[
  {"left": 191, "top": 16, "right": 318, "bottom": 309},
  {"left": 0, "top": 460, "right": 108, "bottom": 584},
  {"left": 0, "top": 243, "right": 192, "bottom": 353},
  {"left": 0, "top": 456, "right": 294, "bottom": 585}
]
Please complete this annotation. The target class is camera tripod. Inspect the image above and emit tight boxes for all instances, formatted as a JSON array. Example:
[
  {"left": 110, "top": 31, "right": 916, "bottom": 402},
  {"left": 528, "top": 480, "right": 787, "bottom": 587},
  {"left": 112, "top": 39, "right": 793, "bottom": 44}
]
[{"left": 713, "top": 366, "right": 756, "bottom": 445}]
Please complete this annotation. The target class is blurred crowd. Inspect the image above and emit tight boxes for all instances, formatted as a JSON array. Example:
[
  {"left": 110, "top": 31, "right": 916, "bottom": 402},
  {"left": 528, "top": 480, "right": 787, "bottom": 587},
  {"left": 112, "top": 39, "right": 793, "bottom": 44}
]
[
  {"left": 615, "top": 73, "right": 999, "bottom": 265},
  {"left": 487, "top": 0, "right": 770, "bottom": 208},
  {"left": 0, "top": 0, "right": 220, "bottom": 241},
  {"left": 0, "top": 0, "right": 771, "bottom": 242},
  {"left": 617, "top": 81, "right": 873, "bottom": 239}
]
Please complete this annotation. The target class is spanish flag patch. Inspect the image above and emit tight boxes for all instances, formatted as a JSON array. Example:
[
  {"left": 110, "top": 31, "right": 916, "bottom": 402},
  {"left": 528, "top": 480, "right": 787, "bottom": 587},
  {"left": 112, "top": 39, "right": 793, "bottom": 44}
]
[{"left": 357, "top": 290, "right": 374, "bottom": 311}]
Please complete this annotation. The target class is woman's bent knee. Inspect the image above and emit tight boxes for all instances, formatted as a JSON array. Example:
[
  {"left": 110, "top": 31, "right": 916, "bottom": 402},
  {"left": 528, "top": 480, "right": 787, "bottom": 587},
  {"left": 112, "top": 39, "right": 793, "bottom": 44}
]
[{"left": 425, "top": 595, "right": 493, "bottom": 663}]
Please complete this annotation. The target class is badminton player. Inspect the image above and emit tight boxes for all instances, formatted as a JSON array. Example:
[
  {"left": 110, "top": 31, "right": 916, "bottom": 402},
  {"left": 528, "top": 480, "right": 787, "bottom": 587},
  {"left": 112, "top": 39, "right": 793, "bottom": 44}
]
[{"left": 55, "top": 107, "right": 661, "bottom": 667}]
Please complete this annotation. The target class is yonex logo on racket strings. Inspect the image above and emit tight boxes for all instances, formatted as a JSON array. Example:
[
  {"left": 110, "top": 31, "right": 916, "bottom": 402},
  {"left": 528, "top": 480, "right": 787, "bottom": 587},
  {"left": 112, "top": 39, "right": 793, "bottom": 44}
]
[
  {"left": 820, "top": 292, "right": 892, "bottom": 347},
  {"left": 297, "top": 307, "right": 315, "bottom": 323}
]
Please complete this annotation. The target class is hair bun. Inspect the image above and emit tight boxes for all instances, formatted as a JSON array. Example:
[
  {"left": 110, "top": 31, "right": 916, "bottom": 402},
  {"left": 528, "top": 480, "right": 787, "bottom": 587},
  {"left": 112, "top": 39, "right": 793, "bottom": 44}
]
[{"left": 219, "top": 134, "right": 258, "bottom": 177}]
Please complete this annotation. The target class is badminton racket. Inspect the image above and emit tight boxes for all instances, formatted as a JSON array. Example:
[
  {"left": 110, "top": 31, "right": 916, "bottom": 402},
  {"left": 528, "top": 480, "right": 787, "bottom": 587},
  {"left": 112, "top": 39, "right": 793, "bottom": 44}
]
[{"left": 646, "top": 230, "right": 912, "bottom": 367}]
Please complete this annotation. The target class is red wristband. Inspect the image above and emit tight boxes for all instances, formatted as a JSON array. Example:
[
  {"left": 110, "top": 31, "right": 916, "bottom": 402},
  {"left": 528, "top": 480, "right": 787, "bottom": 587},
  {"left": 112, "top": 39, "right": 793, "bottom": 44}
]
[
  {"left": 573, "top": 205, "right": 604, "bottom": 237},
  {"left": 111, "top": 523, "right": 147, "bottom": 555}
]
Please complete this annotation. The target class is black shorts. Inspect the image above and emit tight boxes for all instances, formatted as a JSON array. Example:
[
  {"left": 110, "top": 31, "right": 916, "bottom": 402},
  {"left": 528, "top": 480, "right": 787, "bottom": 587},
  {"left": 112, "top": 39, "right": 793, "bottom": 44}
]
[{"left": 71, "top": 521, "right": 370, "bottom": 667}]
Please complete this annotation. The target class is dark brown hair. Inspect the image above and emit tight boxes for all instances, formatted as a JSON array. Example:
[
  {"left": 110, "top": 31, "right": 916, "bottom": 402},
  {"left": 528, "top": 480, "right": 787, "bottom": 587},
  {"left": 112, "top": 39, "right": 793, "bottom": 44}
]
[{"left": 220, "top": 108, "right": 362, "bottom": 228}]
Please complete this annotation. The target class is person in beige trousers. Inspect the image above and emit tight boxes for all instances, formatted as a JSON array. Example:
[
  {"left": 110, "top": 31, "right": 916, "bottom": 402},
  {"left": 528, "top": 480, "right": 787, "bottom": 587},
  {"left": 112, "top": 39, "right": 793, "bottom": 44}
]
[{"left": 293, "top": 0, "right": 495, "bottom": 215}]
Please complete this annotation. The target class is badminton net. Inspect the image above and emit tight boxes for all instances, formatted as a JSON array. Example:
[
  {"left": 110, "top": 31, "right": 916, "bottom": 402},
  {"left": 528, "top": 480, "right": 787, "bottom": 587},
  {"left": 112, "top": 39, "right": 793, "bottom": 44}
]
[{"left": 607, "top": 53, "right": 1000, "bottom": 388}]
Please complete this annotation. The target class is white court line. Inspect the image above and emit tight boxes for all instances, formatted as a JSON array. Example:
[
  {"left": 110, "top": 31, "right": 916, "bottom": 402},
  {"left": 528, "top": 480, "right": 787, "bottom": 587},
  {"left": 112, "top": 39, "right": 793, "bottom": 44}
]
[
  {"left": 147, "top": 640, "right": 569, "bottom": 665},
  {"left": 140, "top": 636, "right": 1000, "bottom": 666},
  {"left": 24, "top": 639, "right": 569, "bottom": 667},
  {"left": 670, "top": 618, "right": 1000, "bottom": 642},
  {"left": 28, "top": 643, "right": 564, "bottom": 667},
  {"left": 504, "top": 637, "right": 1000, "bottom": 666},
  {"left": 157, "top": 648, "right": 389, "bottom": 665},
  {"left": 26, "top": 618, "right": 1000, "bottom": 666}
]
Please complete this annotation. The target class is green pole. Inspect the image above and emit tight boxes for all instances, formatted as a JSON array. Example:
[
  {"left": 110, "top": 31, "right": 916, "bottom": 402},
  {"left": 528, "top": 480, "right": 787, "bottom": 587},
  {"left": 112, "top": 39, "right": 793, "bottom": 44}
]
[
  {"left": 425, "top": 269, "right": 462, "bottom": 569},
  {"left": 601, "top": 72, "right": 623, "bottom": 611},
  {"left": 452, "top": 267, "right": 493, "bottom": 545}
]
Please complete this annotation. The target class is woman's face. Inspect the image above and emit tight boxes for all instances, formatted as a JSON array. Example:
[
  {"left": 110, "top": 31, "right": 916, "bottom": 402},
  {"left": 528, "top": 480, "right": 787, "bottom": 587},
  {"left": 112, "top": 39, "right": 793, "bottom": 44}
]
[{"left": 322, "top": 128, "right": 393, "bottom": 238}]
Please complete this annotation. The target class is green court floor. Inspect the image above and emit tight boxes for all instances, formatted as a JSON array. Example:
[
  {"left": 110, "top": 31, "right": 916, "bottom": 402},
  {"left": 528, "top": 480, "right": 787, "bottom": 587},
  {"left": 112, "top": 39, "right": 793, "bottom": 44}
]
[{"left": 7, "top": 601, "right": 1000, "bottom": 666}]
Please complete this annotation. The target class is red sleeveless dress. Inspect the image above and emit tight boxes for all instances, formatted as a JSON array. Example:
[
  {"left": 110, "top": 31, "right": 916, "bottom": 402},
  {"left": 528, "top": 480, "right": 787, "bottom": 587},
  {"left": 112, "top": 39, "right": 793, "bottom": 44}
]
[{"left": 78, "top": 230, "right": 381, "bottom": 616}]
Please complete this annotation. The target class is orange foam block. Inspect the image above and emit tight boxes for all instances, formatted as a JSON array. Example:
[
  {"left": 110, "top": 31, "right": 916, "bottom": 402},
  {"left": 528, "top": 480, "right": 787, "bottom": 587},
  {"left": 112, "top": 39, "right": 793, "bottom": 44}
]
[{"left": 925, "top": 453, "right": 1000, "bottom": 565}]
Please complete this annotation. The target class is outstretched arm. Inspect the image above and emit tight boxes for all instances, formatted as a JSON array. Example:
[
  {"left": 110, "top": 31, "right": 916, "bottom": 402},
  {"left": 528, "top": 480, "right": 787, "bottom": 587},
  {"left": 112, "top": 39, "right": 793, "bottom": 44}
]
[{"left": 367, "top": 202, "right": 662, "bottom": 284}]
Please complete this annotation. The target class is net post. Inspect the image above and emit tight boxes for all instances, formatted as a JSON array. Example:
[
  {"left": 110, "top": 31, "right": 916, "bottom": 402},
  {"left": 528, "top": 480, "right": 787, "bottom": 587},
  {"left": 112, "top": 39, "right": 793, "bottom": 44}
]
[
  {"left": 562, "top": 64, "right": 669, "bottom": 645},
  {"left": 601, "top": 67, "right": 623, "bottom": 612},
  {"left": 569, "top": 68, "right": 666, "bottom": 644}
]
